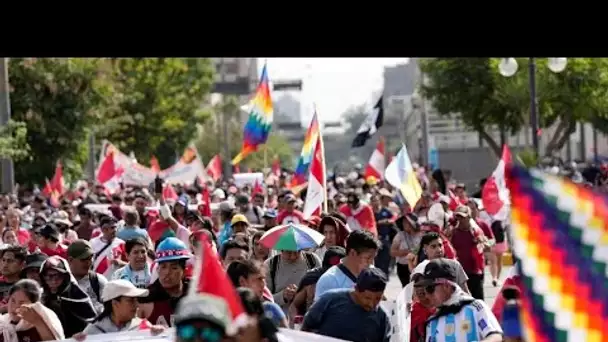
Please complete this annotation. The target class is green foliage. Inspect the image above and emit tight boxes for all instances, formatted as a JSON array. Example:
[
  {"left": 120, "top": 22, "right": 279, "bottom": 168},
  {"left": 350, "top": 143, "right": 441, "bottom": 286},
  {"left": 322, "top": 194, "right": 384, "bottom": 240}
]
[
  {"left": 0, "top": 120, "right": 30, "bottom": 161},
  {"left": 98, "top": 58, "right": 215, "bottom": 168},
  {"left": 419, "top": 58, "right": 608, "bottom": 156},
  {"left": 9, "top": 58, "right": 105, "bottom": 185},
  {"left": 516, "top": 149, "right": 538, "bottom": 168},
  {"left": 195, "top": 96, "right": 294, "bottom": 170}
]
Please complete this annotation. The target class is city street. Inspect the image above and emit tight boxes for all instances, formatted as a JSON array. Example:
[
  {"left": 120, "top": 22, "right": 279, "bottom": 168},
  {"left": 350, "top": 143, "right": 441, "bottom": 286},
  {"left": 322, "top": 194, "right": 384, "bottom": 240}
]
[{"left": 384, "top": 265, "right": 513, "bottom": 307}]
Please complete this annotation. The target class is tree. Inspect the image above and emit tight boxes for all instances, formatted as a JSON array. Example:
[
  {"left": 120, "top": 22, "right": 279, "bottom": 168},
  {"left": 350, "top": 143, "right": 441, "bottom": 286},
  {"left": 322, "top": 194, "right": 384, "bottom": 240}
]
[
  {"left": 0, "top": 121, "right": 30, "bottom": 161},
  {"left": 98, "top": 58, "right": 215, "bottom": 168},
  {"left": 9, "top": 58, "right": 105, "bottom": 184},
  {"left": 419, "top": 58, "right": 608, "bottom": 156},
  {"left": 195, "top": 96, "right": 295, "bottom": 171}
]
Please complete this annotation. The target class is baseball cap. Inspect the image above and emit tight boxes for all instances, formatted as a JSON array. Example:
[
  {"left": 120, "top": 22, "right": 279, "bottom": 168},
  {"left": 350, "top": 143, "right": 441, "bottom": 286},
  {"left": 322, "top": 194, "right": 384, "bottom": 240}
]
[
  {"left": 219, "top": 201, "right": 235, "bottom": 213},
  {"left": 378, "top": 188, "right": 392, "bottom": 198},
  {"left": 174, "top": 294, "right": 232, "bottom": 332},
  {"left": 263, "top": 209, "right": 277, "bottom": 219},
  {"left": 284, "top": 194, "right": 297, "bottom": 203},
  {"left": 416, "top": 258, "right": 458, "bottom": 287},
  {"left": 356, "top": 268, "right": 388, "bottom": 292},
  {"left": 67, "top": 239, "right": 94, "bottom": 260},
  {"left": 23, "top": 253, "right": 48, "bottom": 271},
  {"left": 231, "top": 214, "right": 249, "bottom": 227},
  {"left": 454, "top": 206, "right": 471, "bottom": 218},
  {"left": 101, "top": 279, "right": 149, "bottom": 302}
]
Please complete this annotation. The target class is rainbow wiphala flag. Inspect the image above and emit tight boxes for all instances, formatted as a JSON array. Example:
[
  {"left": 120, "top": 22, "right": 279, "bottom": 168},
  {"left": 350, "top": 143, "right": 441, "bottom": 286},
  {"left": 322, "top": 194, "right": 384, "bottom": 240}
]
[
  {"left": 232, "top": 63, "right": 273, "bottom": 165},
  {"left": 290, "top": 112, "right": 320, "bottom": 193},
  {"left": 508, "top": 166, "right": 608, "bottom": 342}
]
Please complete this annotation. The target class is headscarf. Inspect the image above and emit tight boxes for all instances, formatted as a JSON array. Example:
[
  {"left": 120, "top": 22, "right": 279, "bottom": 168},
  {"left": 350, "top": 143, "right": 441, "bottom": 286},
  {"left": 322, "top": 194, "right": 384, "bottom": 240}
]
[{"left": 318, "top": 216, "right": 349, "bottom": 248}]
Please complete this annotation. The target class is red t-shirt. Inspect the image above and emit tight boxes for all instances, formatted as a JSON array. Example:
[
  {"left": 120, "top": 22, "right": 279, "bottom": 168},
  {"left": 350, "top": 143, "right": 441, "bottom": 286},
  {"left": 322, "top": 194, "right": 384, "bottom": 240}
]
[
  {"left": 276, "top": 210, "right": 305, "bottom": 225},
  {"left": 411, "top": 302, "right": 435, "bottom": 342},
  {"left": 16, "top": 228, "right": 31, "bottom": 246},
  {"left": 476, "top": 219, "right": 495, "bottom": 240},
  {"left": 40, "top": 244, "right": 68, "bottom": 259},
  {"left": 451, "top": 228, "right": 485, "bottom": 275}
]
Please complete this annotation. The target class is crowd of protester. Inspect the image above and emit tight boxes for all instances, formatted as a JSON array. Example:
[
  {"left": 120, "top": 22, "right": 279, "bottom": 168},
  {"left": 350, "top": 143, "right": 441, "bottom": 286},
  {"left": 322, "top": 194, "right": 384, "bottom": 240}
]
[{"left": 5, "top": 160, "right": 602, "bottom": 342}]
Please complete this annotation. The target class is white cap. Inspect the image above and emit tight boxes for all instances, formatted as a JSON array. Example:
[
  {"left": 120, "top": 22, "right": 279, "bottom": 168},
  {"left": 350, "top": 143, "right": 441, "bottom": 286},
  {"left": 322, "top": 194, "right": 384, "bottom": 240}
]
[
  {"left": 411, "top": 259, "right": 430, "bottom": 280},
  {"left": 213, "top": 189, "right": 226, "bottom": 200},
  {"left": 101, "top": 279, "right": 149, "bottom": 302}
]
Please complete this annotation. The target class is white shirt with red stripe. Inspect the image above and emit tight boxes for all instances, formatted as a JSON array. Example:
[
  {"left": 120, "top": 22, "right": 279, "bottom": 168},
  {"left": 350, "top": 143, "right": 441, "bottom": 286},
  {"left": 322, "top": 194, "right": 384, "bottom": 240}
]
[{"left": 90, "top": 236, "right": 125, "bottom": 279}]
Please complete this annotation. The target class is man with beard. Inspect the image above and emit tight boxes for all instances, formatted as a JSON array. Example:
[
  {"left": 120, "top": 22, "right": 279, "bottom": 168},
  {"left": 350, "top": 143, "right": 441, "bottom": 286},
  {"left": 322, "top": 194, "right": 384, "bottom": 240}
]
[{"left": 138, "top": 237, "right": 191, "bottom": 327}]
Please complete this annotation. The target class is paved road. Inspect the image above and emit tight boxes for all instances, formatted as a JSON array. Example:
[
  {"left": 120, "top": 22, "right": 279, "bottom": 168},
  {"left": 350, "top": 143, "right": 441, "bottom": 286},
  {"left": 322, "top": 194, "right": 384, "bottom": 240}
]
[{"left": 384, "top": 265, "right": 513, "bottom": 307}]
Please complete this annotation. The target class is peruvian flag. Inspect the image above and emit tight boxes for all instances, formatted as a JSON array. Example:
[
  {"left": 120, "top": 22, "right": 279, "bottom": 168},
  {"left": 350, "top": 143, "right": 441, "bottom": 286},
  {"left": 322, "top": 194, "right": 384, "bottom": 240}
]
[
  {"left": 190, "top": 234, "right": 247, "bottom": 330},
  {"left": 206, "top": 155, "right": 222, "bottom": 181},
  {"left": 482, "top": 145, "right": 512, "bottom": 220},
  {"left": 96, "top": 152, "right": 124, "bottom": 195},
  {"left": 364, "top": 137, "right": 385, "bottom": 180},
  {"left": 303, "top": 132, "right": 326, "bottom": 219}
]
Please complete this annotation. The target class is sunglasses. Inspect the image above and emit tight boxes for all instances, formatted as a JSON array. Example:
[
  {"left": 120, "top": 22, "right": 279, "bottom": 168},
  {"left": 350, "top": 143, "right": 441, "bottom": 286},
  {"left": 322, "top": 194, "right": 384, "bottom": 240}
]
[{"left": 176, "top": 324, "right": 223, "bottom": 342}]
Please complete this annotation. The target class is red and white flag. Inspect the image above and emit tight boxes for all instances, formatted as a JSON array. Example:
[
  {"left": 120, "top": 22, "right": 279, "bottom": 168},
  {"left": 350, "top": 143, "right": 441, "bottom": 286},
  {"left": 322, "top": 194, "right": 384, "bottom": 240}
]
[
  {"left": 364, "top": 137, "right": 385, "bottom": 180},
  {"left": 190, "top": 235, "right": 247, "bottom": 332},
  {"left": 206, "top": 155, "right": 222, "bottom": 181},
  {"left": 96, "top": 152, "right": 124, "bottom": 194},
  {"left": 482, "top": 145, "right": 512, "bottom": 220},
  {"left": 303, "top": 132, "right": 326, "bottom": 219}
]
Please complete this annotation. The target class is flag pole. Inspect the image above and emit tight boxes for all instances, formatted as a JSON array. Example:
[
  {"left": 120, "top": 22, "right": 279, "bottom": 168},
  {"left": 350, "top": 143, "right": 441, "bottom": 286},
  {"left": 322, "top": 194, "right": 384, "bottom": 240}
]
[
  {"left": 316, "top": 104, "right": 328, "bottom": 213},
  {"left": 263, "top": 144, "right": 268, "bottom": 206}
]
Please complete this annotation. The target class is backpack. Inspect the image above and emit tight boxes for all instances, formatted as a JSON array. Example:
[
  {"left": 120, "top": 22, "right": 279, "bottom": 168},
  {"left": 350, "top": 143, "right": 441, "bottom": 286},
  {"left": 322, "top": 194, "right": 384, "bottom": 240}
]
[
  {"left": 269, "top": 252, "right": 317, "bottom": 293},
  {"left": 491, "top": 221, "right": 506, "bottom": 243},
  {"left": 253, "top": 206, "right": 263, "bottom": 224},
  {"left": 89, "top": 271, "right": 101, "bottom": 301}
]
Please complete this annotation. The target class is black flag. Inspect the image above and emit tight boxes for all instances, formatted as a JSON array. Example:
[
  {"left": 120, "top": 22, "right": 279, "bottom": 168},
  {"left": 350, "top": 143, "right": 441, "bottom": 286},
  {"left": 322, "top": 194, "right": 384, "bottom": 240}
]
[{"left": 351, "top": 96, "right": 384, "bottom": 148}]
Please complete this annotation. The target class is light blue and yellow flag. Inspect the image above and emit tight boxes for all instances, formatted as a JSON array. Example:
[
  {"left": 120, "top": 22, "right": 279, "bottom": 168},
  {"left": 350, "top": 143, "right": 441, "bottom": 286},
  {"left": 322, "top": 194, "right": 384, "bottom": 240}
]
[{"left": 384, "top": 143, "right": 422, "bottom": 207}]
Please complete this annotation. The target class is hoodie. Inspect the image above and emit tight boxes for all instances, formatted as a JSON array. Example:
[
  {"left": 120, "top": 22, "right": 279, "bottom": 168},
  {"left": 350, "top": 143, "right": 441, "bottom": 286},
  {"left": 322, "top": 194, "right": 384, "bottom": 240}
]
[{"left": 40, "top": 257, "right": 97, "bottom": 337}]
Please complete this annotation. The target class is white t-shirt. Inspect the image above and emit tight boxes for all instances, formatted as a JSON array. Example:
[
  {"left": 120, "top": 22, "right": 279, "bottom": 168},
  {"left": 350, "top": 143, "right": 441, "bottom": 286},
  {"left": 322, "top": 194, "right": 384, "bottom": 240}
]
[
  {"left": 426, "top": 294, "right": 502, "bottom": 342},
  {"left": 90, "top": 236, "right": 125, "bottom": 279}
]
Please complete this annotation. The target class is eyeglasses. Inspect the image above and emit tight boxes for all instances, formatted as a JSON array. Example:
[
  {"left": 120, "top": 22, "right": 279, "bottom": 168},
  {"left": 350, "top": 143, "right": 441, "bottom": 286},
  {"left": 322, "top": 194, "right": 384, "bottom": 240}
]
[
  {"left": 424, "top": 285, "right": 437, "bottom": 294},
  {"left": 176, "top": 324, "right": 223, "bottom": 342}
]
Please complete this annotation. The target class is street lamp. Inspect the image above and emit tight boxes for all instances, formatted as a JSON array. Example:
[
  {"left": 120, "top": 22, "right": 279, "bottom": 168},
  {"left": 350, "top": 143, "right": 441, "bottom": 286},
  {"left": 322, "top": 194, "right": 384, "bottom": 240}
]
[{"left": 498, "top": 57, "right": 568, "bottom": 158}]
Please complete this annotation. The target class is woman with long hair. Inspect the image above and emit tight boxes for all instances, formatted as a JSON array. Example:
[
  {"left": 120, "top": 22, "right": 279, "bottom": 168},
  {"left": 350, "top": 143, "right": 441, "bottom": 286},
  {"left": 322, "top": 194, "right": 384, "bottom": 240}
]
[
  {"left": 390, "top": 213, "right": 422, "bottom": 287},
  {"left": 0, "top": 279, "right": 64, "bottom": 342}
]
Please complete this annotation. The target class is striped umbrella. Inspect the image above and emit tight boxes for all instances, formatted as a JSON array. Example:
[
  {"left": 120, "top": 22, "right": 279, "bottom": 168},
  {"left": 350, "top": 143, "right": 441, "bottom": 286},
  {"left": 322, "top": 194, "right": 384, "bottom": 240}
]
[{"left": 259, "top": 223, "right": 325, "bottom": 251}]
